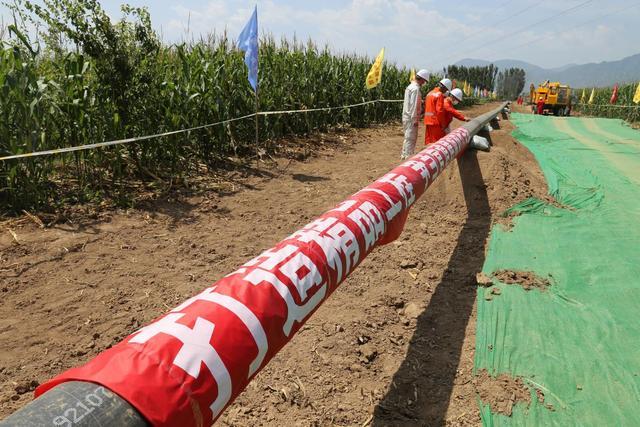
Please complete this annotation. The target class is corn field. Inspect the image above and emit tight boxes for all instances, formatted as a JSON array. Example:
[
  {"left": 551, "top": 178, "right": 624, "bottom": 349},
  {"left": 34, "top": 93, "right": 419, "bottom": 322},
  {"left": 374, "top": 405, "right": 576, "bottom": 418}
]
[
  {"left": 574, "top": 83, "right": 640, "bottom": 122},
  {"left": 0, "top": 1, "right": 440, "bottom": 214}
]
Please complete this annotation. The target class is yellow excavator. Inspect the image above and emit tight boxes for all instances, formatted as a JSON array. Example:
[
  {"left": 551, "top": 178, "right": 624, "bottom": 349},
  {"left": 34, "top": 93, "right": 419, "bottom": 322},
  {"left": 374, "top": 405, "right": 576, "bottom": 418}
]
[{"left": 530, "top": 81, "right": 572, "bottom": 116}]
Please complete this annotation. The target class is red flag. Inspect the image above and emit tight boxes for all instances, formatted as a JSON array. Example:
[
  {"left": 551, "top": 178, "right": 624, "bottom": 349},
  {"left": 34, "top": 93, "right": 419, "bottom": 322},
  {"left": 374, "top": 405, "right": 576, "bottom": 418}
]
[{"left": 610, "top": 83, "right": 619, "bottom": 104}]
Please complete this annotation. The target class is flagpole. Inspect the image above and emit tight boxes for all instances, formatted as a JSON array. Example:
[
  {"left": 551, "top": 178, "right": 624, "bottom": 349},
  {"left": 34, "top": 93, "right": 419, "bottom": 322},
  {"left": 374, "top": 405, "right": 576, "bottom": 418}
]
[{"left": 255, "top": 86, "right": 259, "bottom": 156}]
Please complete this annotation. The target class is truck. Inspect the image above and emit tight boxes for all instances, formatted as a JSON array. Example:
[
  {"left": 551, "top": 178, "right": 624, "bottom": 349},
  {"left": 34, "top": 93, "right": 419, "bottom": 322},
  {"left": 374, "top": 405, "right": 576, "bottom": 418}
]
[{"left": 530, "top": 81, "right": 572, "bottom": 116}]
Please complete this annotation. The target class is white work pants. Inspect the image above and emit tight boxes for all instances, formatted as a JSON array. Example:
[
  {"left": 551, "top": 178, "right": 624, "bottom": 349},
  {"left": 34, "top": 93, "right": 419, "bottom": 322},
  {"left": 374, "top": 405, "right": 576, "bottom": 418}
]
[{"left": 401, "top": 122, "right": 418, "bottom": 160}]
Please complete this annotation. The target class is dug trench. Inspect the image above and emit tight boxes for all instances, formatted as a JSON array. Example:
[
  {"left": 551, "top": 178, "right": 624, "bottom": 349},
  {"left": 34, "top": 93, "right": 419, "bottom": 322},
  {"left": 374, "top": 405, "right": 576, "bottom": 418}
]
[{"left": 0, "top": 103, "right": 549, "bottom": 426}]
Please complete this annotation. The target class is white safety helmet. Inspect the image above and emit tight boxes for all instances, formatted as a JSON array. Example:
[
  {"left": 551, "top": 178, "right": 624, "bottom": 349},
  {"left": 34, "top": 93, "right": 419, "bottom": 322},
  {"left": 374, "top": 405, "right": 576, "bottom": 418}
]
[
  {"left": 439, "top": 78, "right": 453, "bottom": 92},
  {"left": 451, "top": 88, "right": 464, "bottom": 102},
  {"left": 416, "top": 69, "right": 430, "bottom": 81}
]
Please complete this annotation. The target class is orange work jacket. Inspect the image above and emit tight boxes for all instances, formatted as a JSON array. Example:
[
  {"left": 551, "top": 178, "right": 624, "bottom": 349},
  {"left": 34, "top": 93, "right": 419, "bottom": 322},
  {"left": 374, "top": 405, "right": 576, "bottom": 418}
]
[
  {"left": 442, "top": 97, "right": 467, "bottom": 129},
  {"left": 424, "top": 88, "right": 445, "bottom": 127}
]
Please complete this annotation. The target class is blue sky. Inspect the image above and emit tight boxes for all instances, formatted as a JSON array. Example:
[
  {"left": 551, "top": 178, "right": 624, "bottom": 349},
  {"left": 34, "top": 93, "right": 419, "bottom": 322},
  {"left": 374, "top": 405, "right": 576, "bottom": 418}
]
[{"left": 2, "top": 0, "right": 639, "bottom": 71}]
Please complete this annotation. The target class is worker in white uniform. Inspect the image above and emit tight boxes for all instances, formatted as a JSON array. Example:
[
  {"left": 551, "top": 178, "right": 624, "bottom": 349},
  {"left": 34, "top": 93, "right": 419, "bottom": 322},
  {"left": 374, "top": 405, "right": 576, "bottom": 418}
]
[{"left": 401, "top": 69, "right": 430, "bottom": 160}]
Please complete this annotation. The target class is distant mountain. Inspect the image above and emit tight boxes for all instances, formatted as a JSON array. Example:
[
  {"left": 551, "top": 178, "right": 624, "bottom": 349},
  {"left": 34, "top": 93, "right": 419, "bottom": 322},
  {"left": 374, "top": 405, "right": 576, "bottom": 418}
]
[
  {"left": 453, "top": 54, "right": 640, "bottom": 88},
  {"left": 550, "top": 63, "right": 578, "bottom": 72}
]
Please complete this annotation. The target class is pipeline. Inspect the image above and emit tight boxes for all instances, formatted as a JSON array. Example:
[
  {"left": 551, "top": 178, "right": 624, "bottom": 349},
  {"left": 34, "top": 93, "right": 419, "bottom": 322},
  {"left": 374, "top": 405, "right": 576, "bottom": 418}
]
[{"left": 1, "top": 102, "right": 509, "bottom": 427}]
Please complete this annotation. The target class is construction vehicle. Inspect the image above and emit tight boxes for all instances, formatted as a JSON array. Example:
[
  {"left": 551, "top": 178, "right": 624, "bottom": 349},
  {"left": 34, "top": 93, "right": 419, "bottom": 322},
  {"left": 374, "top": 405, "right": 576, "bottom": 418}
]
[{"left": 530, "top": 81, "right": 572, "bottom": 116}]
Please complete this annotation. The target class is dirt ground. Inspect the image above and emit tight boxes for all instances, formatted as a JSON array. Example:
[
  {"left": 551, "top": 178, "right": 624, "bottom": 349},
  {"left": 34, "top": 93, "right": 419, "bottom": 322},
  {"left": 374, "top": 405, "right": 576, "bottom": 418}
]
[{"left": 0, "top": 102, "right": 548, "bottom": 426}]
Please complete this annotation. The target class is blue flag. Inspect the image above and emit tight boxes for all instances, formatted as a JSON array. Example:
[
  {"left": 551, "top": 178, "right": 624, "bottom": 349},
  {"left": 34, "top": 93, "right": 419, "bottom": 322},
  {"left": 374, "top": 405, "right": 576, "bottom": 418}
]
[{"left": 238, "top": 6, "right": 258, "bottom": 92}]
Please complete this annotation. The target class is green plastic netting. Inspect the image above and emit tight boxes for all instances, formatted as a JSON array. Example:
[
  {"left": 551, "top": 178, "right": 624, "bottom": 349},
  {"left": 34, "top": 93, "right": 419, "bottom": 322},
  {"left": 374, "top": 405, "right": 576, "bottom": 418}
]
[{"left": 475, "top": 113, "right": 640, "bottom": 426}]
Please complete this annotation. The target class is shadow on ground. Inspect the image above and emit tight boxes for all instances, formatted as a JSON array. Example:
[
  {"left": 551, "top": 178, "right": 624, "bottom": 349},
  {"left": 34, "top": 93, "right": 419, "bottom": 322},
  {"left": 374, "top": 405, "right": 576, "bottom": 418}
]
[
  {"left": 292, "top": 173, "right": 331, "bottom": 183},
  {"left": 373, "top": 150, "right": 492, "bottom": 426}
]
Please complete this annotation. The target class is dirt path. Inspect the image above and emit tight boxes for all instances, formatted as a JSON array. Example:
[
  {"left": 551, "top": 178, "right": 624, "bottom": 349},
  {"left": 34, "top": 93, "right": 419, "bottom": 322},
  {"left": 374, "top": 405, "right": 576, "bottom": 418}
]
[{"left": 0, "top": 103, "right": 547, "bottom": 426}]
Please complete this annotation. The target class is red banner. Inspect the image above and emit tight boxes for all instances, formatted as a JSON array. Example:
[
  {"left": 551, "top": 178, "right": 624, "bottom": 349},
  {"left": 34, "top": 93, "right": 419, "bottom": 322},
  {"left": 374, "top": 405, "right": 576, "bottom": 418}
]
[{"left": 36, "top": 127, "right": 471, "bottom": 426}]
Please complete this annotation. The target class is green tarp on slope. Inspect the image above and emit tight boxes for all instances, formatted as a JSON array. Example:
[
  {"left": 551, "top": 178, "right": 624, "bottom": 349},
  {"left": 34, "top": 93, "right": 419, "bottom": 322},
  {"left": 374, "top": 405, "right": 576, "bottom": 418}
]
[{"left": 475, "top": 114, "right": 640, "bottom": 426}]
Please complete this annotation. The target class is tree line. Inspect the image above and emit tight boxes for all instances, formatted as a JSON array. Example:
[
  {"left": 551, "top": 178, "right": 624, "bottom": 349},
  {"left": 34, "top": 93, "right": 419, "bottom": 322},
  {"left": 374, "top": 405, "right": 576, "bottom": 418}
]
[{"left": 445, "top": 64, "right": 526, "bottom": 100}]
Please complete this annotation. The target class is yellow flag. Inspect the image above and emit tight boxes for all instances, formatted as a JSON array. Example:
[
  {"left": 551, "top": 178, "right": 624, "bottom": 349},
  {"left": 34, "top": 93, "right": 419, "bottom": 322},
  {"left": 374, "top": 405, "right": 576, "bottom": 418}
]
[
  {"left": 409, "top": 68, "right": 415, "bottom": 82},
  {"left": 366, "top": 48, "right": 385, "bottom": 89},
  {"left": 634, "top": 82, "right": 640, "bottom": 104},
  {"left": 588, "top": 88, "right": 595, "bottom": 104},
  {"left": 580, "top": 89, "right": 586, "bottom": 104}
]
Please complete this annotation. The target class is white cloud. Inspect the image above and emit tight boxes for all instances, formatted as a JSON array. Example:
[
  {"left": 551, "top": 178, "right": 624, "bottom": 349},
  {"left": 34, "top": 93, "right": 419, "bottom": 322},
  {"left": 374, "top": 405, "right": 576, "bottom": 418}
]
[
  {"left": 167, "top": 1, "right": 235, "bottom": 39},
  {"left": 162, "top": 0, "right": 480, "bottom": 70}
]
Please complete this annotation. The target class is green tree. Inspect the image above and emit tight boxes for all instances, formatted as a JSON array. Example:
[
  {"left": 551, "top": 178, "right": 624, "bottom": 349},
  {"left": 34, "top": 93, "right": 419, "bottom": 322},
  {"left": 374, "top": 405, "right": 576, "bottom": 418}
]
[
  {"left": 445, "top": 64, "right": 498, "bottom": 92},
  {"left": 496, "top": 67, "right": 526, "bottom": 100}
]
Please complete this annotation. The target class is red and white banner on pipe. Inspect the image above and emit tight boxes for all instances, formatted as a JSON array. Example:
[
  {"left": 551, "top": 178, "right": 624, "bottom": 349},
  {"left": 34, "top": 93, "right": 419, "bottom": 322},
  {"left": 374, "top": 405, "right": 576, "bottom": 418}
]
[{"left": 37, "top": 127, "right": 471, "bottom": 426}]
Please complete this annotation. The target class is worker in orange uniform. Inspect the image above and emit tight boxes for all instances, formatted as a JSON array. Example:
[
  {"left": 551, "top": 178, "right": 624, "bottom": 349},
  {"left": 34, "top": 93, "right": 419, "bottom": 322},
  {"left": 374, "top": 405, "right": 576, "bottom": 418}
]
[
  {"left": 423, "top": 78, "right": 453, "bottom": 145},
  {"left": 536, "top": 96, "right": 545, "bottom": 115},
  {"left": 442, "top": 88, "right": 470, "bottom": 134}
]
